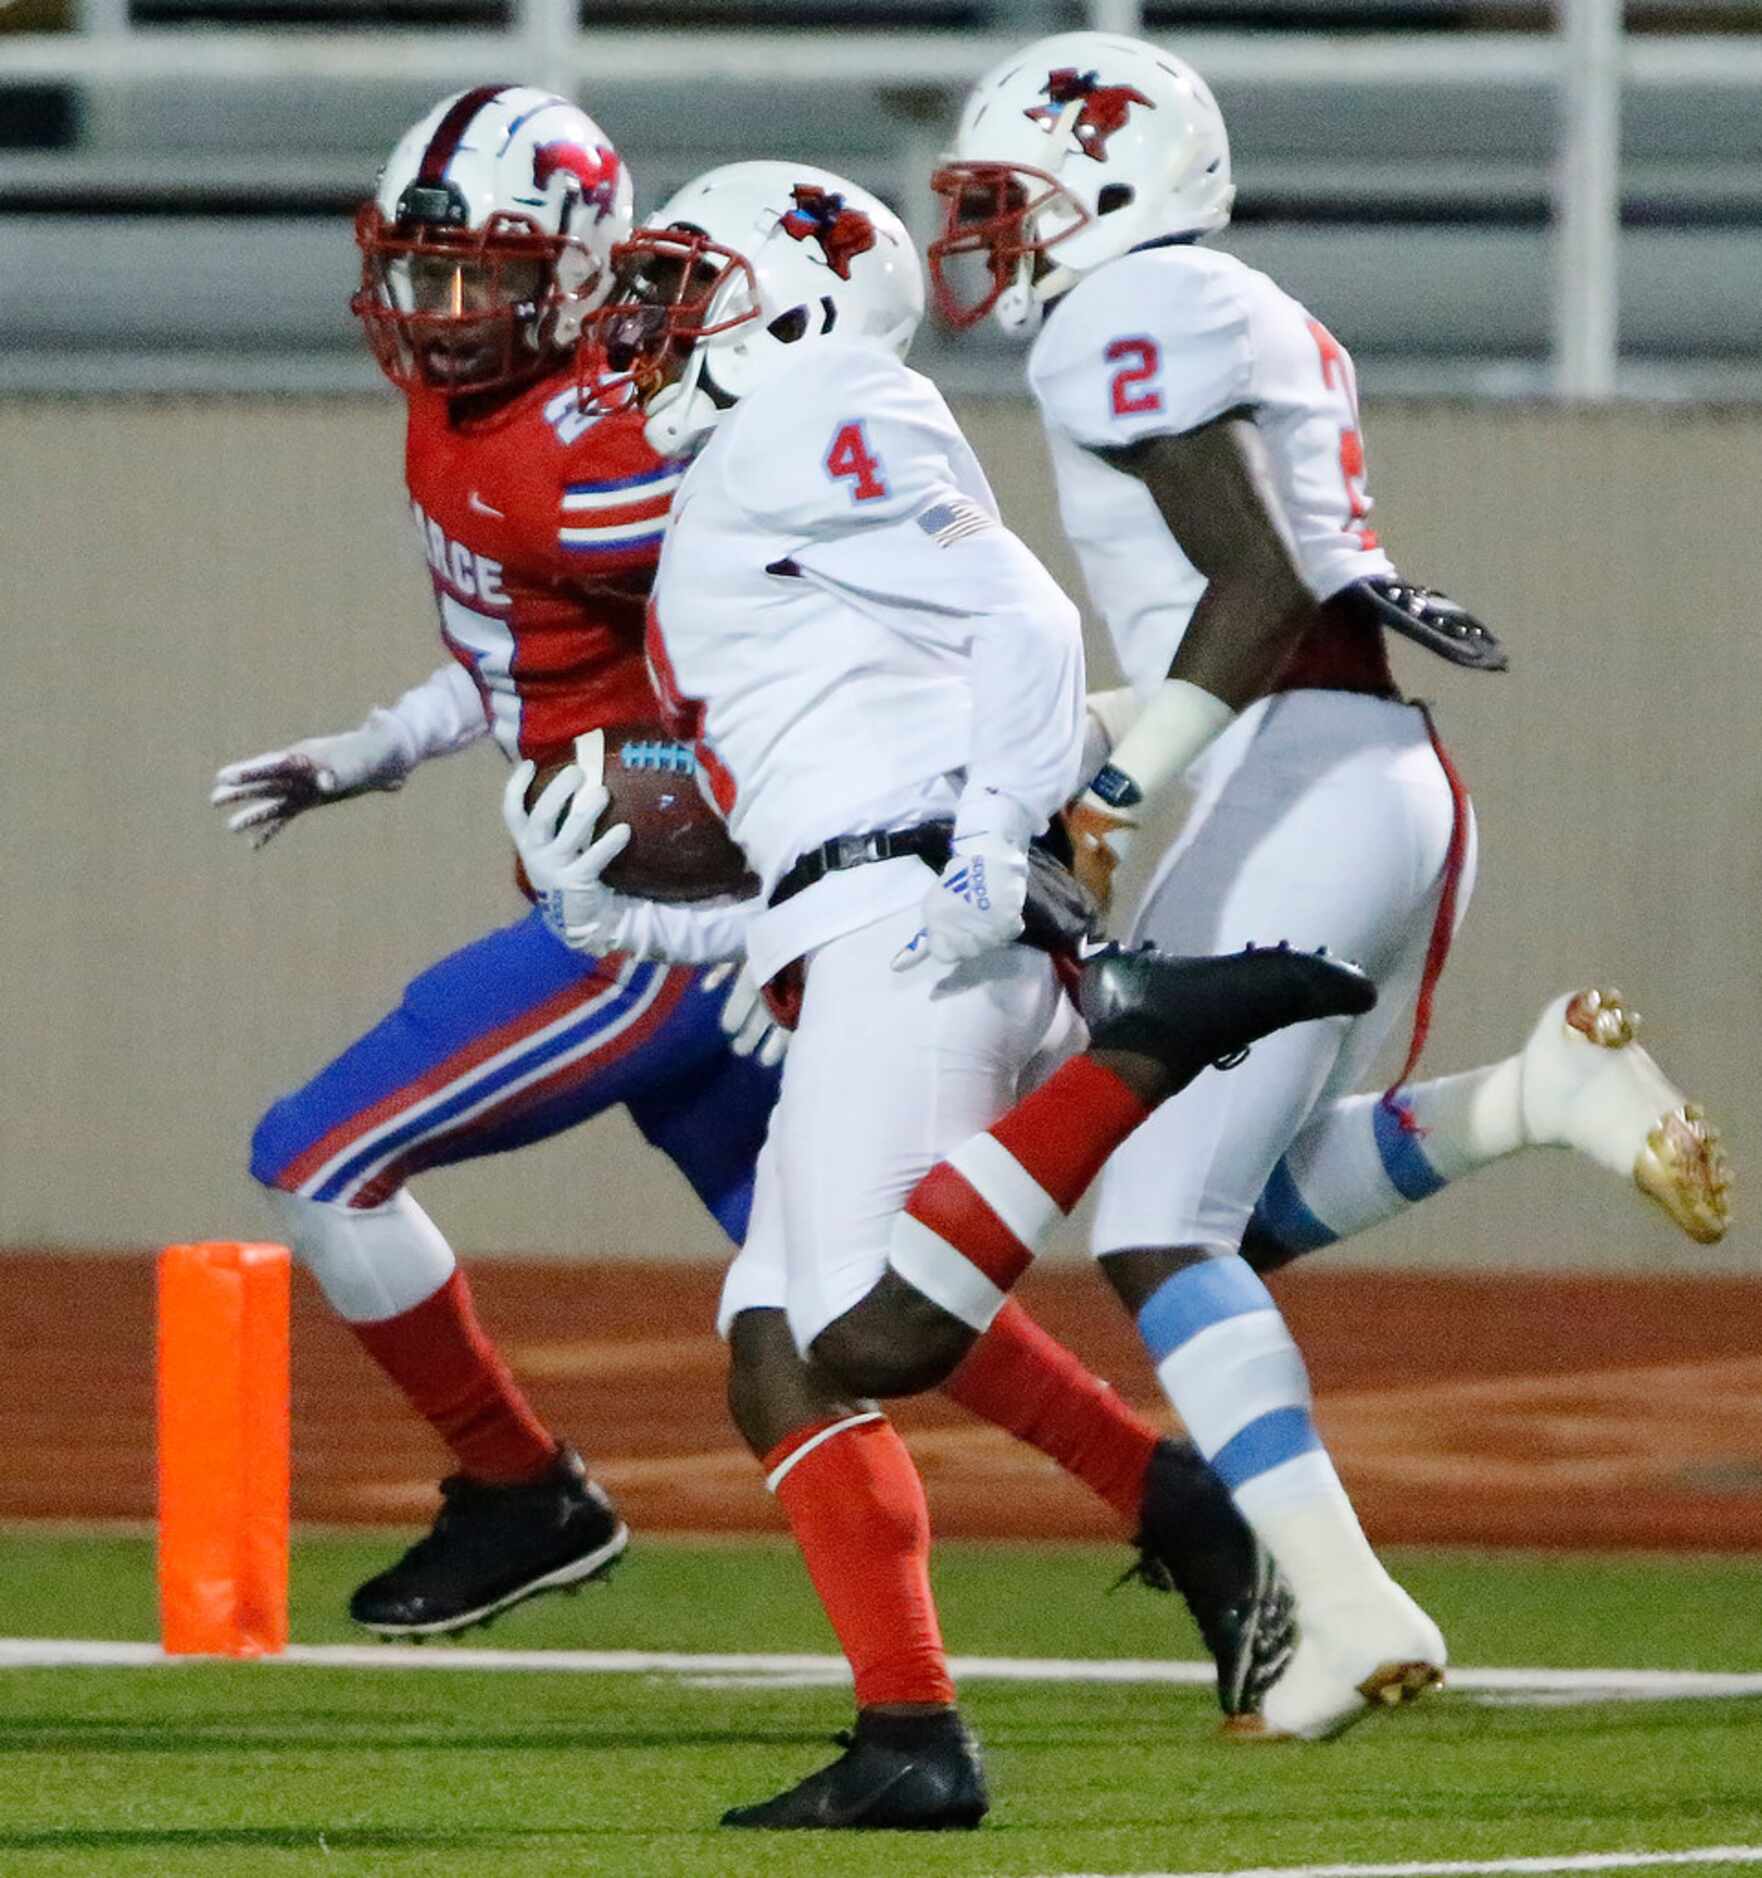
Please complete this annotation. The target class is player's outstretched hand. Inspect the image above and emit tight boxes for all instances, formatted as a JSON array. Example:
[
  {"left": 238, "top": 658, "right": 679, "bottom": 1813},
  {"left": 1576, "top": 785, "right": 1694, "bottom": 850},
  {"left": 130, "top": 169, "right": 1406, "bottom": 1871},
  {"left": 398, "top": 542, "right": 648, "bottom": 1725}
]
[
  {"left": 501, "top": 749, "right": 632, "bottom": 951},
  {"left": 211, "top": 719, "right": 413, "bottom": 848},
  {"left": 893, "top": 835, "right": 1028, "bottom": 971},
  {"left": 703, "top": 961, "right": 789, "bottom": 1068}
]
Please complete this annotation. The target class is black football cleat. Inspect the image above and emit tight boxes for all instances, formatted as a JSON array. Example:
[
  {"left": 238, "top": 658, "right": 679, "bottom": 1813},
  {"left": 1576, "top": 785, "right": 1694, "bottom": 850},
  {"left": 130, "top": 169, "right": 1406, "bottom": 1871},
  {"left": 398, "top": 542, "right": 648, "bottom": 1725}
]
[
  {"left": 1120, "top": 1438, "right": 1295, "bottom": 1718},
  {"left": 1078, "top": 942, "right": 1376, "bottom": 1085},
  {"left": 1348, "top": 575, "right": 1509, "bottom": 673},
  {"left": 349, "top": 1445, "right": 628, "bottom": 1639},
  {"left": 721, "top": 1708, "right": 989, "bottom": 1831}
]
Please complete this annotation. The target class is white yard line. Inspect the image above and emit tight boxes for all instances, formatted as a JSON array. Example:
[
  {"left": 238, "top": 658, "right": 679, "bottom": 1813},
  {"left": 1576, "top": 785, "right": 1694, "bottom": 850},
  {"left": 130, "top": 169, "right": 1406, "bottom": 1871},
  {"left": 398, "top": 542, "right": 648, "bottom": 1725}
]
[
  {"left": 2, "top": 1638, "right": 1761, "bottom": 1706},
  {"left": 1038, "top": 1849, "right": 1762, "bottom": 1878}
]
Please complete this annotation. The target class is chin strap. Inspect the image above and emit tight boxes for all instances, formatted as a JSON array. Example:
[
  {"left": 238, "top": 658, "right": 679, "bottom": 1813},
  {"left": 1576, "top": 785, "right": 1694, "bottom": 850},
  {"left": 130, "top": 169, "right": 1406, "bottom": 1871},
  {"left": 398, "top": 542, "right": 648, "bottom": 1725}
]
[{"left": 643, "top": 355, "right": 721, "bottom": 455}]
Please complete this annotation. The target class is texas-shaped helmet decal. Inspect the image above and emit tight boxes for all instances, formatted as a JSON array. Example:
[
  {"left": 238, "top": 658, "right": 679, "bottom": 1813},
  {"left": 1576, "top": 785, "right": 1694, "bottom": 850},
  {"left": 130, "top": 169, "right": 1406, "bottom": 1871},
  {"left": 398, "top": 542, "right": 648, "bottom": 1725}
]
[
  {"left": 1024, "top": 68, "right": 1155, "bottom": 161},
  {"left": 779, "top": 184, "right": 877, "bottom": 280},
  {"left": 532, "top": 141, "right": 624, "bottom": 222}
]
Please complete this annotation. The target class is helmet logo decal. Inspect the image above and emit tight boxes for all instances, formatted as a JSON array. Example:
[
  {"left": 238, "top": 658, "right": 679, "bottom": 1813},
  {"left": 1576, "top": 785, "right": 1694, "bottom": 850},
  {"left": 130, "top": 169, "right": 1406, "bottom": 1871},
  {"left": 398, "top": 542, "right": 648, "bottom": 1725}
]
[
  {"left": 779, "top": 184, "right": 876, "bottom": 281},
  {"left": 532, "top": 141, "right": 623, "bottom": 221},
  {"left": 1024, "top": 68, "right": 1154, "bottom": 161}
]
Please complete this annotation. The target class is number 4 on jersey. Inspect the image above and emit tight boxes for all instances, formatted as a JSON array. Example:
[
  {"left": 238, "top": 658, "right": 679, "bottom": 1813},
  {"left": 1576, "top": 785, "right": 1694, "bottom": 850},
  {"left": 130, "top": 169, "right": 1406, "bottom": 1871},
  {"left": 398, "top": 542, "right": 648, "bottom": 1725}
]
[{"left": 825, "top": 421, "right": 888, "bottom": 503}]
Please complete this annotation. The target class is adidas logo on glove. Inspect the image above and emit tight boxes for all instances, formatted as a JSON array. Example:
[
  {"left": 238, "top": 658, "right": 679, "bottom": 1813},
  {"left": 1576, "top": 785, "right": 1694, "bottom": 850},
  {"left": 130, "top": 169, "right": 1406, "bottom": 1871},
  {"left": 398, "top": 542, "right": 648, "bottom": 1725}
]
[{"left": 942, "top": 859, "right": 992, "bottom": 912}]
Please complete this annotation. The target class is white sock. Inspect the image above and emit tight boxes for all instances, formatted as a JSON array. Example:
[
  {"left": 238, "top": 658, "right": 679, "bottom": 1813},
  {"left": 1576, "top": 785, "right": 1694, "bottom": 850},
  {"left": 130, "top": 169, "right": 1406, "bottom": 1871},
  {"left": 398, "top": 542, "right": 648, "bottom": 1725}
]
[
  {"left": 1134, "top": 1257, "right": 1389, "bottom": 1608},
  {"left": 1234, "top": 1453, "right": 1390, "bottom": 1613},
  {"left": 260, "top": 1187, "right": 457, "bottom": 1323},
  {"left": 1253, "top": 1059, "right": 1524, "bottom": 1251}
]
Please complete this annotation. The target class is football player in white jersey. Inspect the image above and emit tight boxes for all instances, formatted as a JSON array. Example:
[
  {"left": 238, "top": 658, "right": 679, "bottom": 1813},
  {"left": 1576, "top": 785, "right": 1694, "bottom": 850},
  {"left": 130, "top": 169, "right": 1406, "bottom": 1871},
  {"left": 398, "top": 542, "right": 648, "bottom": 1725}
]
[
  {"left": 508, "top": 159, "right": 1376, "bottom": 1828},
  {"left": 215, "top": 88, "right": 1321, "bottom": 1701},
  {"left": 929, "top": 30, "right": 1730, "bottom": 1740}
]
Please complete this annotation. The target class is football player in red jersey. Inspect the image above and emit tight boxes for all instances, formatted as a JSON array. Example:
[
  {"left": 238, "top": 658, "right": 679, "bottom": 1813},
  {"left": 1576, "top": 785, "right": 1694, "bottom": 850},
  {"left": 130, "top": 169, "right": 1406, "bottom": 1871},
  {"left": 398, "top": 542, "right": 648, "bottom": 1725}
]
[
  {"left": 216, "top": 86, "right": 765, "bottom": 1639},
  {"left": 214, "top": 88, "right": 1290, "bottom": 1718}
]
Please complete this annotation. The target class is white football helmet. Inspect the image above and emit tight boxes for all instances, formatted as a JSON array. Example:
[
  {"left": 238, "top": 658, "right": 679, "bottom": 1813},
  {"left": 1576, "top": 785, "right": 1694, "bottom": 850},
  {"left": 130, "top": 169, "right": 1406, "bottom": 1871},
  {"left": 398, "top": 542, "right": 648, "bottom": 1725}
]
[
  {"left": 354, "top": 84, "right": 634, "bottom": 393},
  {"left": 593, "top": 160, "right": 924, "bottom": 456},
  {"left": 929, "top": 32, "right": 1233, "bottom": 334}
]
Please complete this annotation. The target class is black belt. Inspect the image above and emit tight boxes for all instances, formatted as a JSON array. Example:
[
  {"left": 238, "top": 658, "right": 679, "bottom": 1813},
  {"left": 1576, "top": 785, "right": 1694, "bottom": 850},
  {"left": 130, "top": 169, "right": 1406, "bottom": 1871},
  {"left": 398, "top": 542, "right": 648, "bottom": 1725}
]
[{"left": 768, "top": 821, "right": 954, "bottom": 909}]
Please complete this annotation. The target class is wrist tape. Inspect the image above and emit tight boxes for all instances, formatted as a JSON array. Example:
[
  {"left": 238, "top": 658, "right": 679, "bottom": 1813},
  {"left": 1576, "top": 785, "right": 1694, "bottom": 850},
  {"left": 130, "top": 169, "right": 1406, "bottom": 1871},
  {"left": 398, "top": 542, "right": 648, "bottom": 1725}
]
[{"left": 1087, "top": 678, "right": 1234, "bottom": 815}]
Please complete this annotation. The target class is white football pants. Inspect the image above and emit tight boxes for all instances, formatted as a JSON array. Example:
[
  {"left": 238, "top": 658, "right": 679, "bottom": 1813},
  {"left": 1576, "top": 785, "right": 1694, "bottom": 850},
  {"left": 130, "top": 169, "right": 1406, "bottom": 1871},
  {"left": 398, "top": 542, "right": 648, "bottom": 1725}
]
[
  {"left": 719, "top": 902, "right": 1080, "bottom": 1352},
  {"left": 1091, "top": 689, "right": 1477, "bottom": 1260}
]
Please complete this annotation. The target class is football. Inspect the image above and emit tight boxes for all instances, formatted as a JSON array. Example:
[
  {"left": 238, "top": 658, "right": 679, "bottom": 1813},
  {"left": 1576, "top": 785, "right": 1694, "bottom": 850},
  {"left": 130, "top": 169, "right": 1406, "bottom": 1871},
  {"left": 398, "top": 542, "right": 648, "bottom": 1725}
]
[{"left": 527, "top": 725, "right": 755, "bottom": 905}]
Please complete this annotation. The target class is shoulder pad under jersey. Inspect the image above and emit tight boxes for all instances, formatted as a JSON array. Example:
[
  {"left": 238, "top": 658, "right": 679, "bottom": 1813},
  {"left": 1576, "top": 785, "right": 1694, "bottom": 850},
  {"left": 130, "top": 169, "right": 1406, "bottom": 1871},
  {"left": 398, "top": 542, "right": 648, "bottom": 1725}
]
[
  {"left": 1029, "top": 246, "right": 1255, "bottom": 449},
  {"left": 719, "top": 343, "right": 988, "bottom": 539},
  {"left": 554, "top": 403, "right": 688, "bottom": 571}
]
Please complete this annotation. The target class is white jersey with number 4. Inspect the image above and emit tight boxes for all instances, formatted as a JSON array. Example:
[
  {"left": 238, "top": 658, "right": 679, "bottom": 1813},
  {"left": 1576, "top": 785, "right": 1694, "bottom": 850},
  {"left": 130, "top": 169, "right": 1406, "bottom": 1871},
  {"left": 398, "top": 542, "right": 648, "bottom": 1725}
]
[
  {"left": 1027, "top": 243, "right": 1395, "bottom": 697},
  {"left": 647, "top": 340, "right": 1086, "bottom": 985}
]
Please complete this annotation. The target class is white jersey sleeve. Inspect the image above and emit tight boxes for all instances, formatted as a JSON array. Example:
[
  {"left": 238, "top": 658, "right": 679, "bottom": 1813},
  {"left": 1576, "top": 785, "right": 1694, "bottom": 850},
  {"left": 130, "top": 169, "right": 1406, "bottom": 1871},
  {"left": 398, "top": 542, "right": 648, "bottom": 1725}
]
[
  {"left": 722, "top": 346, "right": 1084, "bottom": 840},
  {"left": 376, "top": 660, "right": 491, "bottom": 766},
  {"left": 1028, "top": 248, "right": 1254, "bottom": 450},
  {"left": 728, "top": 342, "right": 999, "bottom": 538},
  {"left": 588, "top": 891, "right": 758, "bottom": 967}
]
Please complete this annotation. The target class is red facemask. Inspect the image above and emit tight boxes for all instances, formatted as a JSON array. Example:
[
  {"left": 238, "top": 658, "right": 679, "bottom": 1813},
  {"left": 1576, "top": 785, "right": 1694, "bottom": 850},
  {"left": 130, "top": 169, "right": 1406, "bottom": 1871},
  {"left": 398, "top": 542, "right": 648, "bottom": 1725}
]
[
  {"left": 586, "top": 228, "right": 760, "bottom": 411},
  {"left": 926, "top": 161, "right": 1090, "bottom": 330},
  {"left": 353, "top": 203, "right": 595, "bottom": 395}
]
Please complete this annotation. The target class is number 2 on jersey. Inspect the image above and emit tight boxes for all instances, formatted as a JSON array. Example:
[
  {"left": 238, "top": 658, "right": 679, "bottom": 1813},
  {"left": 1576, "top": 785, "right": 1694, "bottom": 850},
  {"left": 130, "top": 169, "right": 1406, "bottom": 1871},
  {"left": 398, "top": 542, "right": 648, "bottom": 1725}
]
[
  {"left": 825, "top": 421, "right": 888, "bottom": 503},
  {"left": 1306, "top": 318, "right": 1379, "bottom": 551},
  {"left": 1106, "top": 337, "right": 1163, "bottom": 417}
]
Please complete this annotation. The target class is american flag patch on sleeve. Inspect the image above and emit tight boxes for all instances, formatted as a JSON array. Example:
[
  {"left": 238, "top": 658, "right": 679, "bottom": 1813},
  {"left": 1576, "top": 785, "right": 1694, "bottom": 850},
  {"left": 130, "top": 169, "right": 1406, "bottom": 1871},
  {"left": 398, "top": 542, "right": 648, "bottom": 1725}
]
[{"left": 915, "top": 498, "right": 995, "bottom": 548}]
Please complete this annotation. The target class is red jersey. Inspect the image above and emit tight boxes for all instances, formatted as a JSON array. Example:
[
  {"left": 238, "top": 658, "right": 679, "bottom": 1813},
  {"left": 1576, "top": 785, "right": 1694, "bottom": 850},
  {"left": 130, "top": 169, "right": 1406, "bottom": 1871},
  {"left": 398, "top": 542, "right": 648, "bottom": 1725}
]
[{"left": 404, "top": 371, "right": 683, "bottom": 765}]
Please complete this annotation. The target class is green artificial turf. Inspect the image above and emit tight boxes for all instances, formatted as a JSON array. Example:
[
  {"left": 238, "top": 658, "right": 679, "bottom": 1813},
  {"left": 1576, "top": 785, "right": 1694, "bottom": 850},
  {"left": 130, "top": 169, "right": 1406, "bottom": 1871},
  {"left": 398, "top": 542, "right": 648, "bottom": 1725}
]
[{"left": 0, "top": 1530, "right": 1758, "bottom": 1877}]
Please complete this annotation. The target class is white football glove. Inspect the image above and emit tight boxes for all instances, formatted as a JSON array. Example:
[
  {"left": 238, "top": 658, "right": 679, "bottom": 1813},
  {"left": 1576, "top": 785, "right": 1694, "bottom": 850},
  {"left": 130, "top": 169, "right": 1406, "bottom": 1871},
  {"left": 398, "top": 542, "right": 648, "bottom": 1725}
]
[
  {"left": 892, "top": 831, "right": 1029, "bottom": 971},
  {"left": 500, "top": 733, "right": 632, "bottom": 952},
  {"left": 211, "top": 713, "right": 413, "bottom": 848},
  {"left": 701, "top": 961, "right": 789, "bottom": 1068}
]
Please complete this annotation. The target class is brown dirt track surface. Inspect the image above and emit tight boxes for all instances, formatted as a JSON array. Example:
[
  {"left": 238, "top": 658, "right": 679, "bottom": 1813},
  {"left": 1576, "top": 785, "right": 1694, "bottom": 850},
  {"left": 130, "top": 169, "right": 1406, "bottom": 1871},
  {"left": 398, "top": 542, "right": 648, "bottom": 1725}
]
[{"left": 7, "top": 1253, "right": 1762, "bottom": 1550}]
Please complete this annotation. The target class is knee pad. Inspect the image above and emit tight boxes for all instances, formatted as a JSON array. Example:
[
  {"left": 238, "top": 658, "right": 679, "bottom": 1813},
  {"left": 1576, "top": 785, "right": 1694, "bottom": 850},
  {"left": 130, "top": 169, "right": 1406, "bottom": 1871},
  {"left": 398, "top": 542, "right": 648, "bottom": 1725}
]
[{"left": 260, "top": 1188, "right": 456, "bottom": 1325}]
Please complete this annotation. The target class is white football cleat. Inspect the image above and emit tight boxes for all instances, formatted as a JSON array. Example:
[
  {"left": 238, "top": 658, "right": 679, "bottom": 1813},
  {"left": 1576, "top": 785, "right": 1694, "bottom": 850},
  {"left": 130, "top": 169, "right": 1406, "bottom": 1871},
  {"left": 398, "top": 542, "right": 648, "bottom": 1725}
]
[
  {"left": 1519, "top": 988, "right": 1732, "bottom": 1245},
  {"left": 1224, "top": 1579, "right": 1446, "bottom": 1743}
]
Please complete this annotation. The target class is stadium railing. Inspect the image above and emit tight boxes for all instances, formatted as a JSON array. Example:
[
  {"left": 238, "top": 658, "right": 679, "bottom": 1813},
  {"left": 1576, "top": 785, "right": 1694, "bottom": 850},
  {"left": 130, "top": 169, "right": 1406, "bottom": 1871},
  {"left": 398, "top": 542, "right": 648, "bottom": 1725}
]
[{"left": 2, "top": 0, "right": 1760, "bottom": 396}]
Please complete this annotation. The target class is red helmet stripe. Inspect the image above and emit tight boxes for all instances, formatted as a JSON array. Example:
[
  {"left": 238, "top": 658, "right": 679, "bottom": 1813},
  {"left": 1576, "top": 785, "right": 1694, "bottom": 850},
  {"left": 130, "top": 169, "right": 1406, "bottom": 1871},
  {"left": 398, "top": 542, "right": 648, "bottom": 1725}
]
[{"left": 417, "top": 84, "right": 508, "bottom": 185}]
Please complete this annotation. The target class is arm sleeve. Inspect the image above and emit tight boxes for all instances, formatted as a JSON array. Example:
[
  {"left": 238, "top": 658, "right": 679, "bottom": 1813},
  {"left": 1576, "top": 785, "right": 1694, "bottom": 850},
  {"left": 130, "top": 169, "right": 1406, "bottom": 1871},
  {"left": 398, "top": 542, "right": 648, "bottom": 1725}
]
[
  {"left": 1028, "top": 255, "right": 1254, "bottom": 449},
  {"left": 372, "top": 661, "right": 490, "bottom": 767},
  {"left": 729, "top": 347, "right": 1085, "bottom": 836}
]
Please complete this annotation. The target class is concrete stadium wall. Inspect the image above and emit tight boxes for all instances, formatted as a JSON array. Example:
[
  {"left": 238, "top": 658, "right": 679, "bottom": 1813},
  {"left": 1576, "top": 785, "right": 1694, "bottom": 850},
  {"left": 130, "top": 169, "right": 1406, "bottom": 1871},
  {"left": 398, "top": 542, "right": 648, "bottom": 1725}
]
[{"left": 1, "top": 394, "right": 1755, "bottom": 1270}]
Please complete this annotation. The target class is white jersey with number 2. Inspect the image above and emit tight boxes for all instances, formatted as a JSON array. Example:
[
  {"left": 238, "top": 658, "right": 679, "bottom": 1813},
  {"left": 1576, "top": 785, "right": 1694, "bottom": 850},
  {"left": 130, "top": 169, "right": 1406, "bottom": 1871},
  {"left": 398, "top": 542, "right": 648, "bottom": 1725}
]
[
  {"left": 1028, "top": 243, "right": 1395, "bottom": 697},
  {"left": 647, "top": 339, "right": 1086, "bottom": 986}
]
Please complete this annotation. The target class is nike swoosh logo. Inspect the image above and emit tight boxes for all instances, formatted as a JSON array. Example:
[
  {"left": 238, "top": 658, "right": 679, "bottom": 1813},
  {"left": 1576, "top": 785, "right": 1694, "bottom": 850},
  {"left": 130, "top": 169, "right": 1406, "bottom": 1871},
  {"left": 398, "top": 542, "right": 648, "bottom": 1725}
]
[
  {"left": 820, "top": 1762, "right": 918, "bottom": 1828},
  {"left": 468, "top": 491, "right": 504, "bottom": 518}
]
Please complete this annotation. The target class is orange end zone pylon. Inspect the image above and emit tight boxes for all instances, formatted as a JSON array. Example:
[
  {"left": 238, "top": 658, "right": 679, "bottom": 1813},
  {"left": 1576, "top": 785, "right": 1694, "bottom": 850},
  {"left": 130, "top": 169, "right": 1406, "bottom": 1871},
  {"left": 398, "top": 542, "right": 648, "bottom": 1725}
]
[{"left": 157, "top": 1242, "right": 291, "bottom": 1657}]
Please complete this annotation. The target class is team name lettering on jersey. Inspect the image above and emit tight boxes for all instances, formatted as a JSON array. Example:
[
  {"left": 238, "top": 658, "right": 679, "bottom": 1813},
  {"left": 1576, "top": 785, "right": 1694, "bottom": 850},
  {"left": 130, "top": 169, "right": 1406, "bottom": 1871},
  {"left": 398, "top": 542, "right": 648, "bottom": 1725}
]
[{"left": 410, "top": 499, "right": 508, "bottom": 609}]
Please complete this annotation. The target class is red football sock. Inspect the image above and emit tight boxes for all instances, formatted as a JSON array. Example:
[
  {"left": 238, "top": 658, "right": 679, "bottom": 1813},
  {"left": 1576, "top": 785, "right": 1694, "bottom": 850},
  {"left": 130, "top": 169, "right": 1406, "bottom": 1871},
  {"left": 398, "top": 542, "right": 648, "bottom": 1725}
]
[
  {"left": 891, "top": 1055, "right": 1154, "bottom": 1327},
  {"left": 350, "top": 1269, "right": 559, "bottom": 1484},
  {"left": 988, "top": 1054, "right": 1154, "bottom": 1210},
  {"left": 942, "top": 1300, "right": 1158, "bottom": 1527},
  {"left": 766, "top": 1414, "right": 954, "bottom": 1710}
]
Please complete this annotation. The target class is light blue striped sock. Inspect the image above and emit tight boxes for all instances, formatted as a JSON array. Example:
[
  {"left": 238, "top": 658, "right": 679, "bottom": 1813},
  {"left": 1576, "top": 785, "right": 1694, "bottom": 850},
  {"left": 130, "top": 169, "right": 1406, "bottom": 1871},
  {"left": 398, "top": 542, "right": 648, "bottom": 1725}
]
[
  {"left": 1249, "top": 1094, "right": 1451, "bottom": 1259},
  {"left": 1134, "top": 1257, "right": 1323, "bottom": 1494},
  {"left": 1133, "top": 1255, "right": 1385, "bottom": 1608}
]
